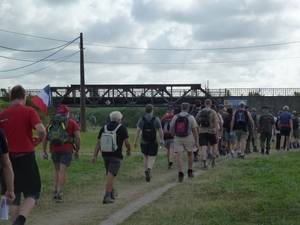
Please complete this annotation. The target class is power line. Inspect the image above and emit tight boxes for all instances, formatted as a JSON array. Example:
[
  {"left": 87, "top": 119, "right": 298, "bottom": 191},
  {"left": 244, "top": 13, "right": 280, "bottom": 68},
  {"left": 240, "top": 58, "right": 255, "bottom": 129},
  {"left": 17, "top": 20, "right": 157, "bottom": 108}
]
[
  {"left": 0, "top": 37, "right": 79, "bottom": 72},
  {"left": 0, "top": 41, "right": 78, "bottom": 52},
  {"left": 0, "top": 51, "right": 80, "bottom": 79},
  {"left": 1, "top": 28, "right": 300, "bottom": 51}
]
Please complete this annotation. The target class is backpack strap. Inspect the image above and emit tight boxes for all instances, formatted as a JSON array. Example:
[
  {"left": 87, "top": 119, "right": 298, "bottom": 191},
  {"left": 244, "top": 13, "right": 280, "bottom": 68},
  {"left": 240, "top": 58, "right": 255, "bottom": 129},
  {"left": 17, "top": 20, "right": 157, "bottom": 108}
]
[
  {"left": 150, "top": 116, "right": 156, "bottom": 123},
  {"left": 104, "top": 125, "right": 108, "bottom": 132},
  {"left": 112, "top": 124, "right": 122, "bottom": 133}
]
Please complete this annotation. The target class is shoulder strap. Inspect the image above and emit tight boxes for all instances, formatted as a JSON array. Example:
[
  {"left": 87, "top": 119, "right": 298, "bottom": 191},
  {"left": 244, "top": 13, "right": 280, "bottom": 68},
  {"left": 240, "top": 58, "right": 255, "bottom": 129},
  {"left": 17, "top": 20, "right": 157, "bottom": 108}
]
[
  {"left": 142, "top": 116, "right": 147, "bottom": 122},
  {"left": 150, "top": 116, "right": 156, "bottom": 123},
  {"left": 104, "top": 125, "right": 108, "bottom": 132},
  {"left": 112, "top": 124, "right": 122, "bottom": 133}
]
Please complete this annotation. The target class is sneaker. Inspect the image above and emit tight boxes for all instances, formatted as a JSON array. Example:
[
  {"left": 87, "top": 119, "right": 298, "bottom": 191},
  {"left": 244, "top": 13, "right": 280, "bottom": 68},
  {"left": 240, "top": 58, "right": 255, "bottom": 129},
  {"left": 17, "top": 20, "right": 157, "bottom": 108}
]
[
  {"left": 55, "top": 192, "right": 64, "bottom": 203},
  {"left": 110, "top": 189, "right": 118, "bottom": 200},
  {"left": 239, "top": 155, "right": 245, "bottom": 159},
  {"left": 237, "top": 152, "right": 241, "bottom": 158},
  {"left": 187, "top": 170, "right": 194, "bottom": 179},
  {"left": 281, "top": 147, "right": 285, "bottom": 151},
  {"left": 145, "top": 169, "right": 151, "bottom": 182},
  {"left": 227, "top": 153, "right": 232, "bottom": 158},
  {"left": 103, "top": 196, "right": 114, "bottom": 204},
  {"left": 178, "top": 172, "right": 184, "bottom": 182}
]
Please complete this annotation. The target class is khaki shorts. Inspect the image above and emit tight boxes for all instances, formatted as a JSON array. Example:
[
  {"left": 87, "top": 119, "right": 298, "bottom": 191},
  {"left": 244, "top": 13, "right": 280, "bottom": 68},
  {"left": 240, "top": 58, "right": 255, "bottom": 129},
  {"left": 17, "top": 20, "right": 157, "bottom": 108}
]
[
  {"left": 174, "top": 138, "right": 194, "bottom": 153},
  {"left": 164, "top": 139, "right": 174, "bottom": 150},
  {"left": 235, "top": 130, "right": 249, "bottom": 141}
]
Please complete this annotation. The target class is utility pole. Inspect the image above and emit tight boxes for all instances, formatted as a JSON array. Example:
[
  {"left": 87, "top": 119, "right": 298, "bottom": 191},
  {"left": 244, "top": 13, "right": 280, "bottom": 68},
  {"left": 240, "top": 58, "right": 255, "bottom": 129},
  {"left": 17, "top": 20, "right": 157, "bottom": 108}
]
[{"left": 80, "top": 32, "right": 86, "bottom": 132}]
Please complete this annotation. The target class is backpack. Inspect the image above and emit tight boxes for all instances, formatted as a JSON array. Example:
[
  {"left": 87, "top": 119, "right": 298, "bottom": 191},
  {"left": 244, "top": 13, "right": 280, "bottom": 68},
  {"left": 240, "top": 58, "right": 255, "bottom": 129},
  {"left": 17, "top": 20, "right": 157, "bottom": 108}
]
[
  {"left": 292, "top": 117, "right": 299, "bottom": 130},
  {"left": 190, "top": 108, "right": 200, "bottom": 118},
  {"left": 223, "top": 114, "right": 232, "bottom": 130},
  {"left": 142, "top": 117, "right": 157, "bottom": 142},
  {"left": 47, "top": 114, "right": 72, "bottom": 146},
  {"left": 199, "top": 110, "right": 211, "bottom": 127},
  {"left": 174, "top": 114, "right": 191, "bottom": 137},
  {"left": 100, "top": 124, "right": 122, "bottom": 152},
  {"left": 235, "top": 110, "right": 247, "bottom": 124},
  {"left": 275, "top": 117, "right": 280, "bottom": 130}
]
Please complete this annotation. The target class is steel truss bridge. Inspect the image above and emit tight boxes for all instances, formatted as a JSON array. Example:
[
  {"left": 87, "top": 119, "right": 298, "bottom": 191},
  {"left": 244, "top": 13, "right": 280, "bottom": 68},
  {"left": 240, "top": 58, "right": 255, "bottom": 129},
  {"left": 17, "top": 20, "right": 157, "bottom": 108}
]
[{"left": 1, "top": 85, "right": 299, "bottom": 107}]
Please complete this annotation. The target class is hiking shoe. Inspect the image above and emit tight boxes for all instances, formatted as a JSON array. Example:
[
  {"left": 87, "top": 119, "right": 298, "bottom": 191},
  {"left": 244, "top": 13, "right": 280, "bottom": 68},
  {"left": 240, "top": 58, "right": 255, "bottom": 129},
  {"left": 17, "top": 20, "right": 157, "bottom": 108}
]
[
  {"left": 178, "top": 172, "right": 184, "bottom": 182},
  {"left": 266, "top": 150, "right": 269, "bottom": 155},
  {"left": 110, "top": 189, "right": 118, "bottom": 200},
  {"left": 187, "top": 170, "right": 194, "bottom": 179},
  {"left": 103, "top": 196, "right": 114, "bottom": 204},
  {"left": 145, "top": 169, "right": 151, "bottom": 182},
  {"left": 52, "top": 190, "right": 58, "bottom": 199},
  {"left": 55, "top": 192, "right": 64, "bottom": 203},
  {"left": 202, "top": 164, "right": 208, "bottom": 170},
  {"left": 239, "top": 155, "right": 245, "bottom": 159}
]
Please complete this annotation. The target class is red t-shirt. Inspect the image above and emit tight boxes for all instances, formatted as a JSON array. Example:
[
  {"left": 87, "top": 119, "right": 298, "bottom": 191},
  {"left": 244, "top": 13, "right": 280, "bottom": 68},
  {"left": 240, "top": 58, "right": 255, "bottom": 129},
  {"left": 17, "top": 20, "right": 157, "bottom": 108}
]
[
  {"left": 0, "top": 104, "right": 42, "bottom": 155},
  {"left": 48, "top": 118, "right": 80, "bottom": 153}
]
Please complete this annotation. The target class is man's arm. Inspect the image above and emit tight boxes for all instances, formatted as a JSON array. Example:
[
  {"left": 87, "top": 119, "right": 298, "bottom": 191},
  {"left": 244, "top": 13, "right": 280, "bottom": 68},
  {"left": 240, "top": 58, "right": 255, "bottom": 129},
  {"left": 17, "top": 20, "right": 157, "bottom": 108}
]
[
  {"left": 230, "top": 112, "right": 236, "bottom": 133},
  {"left": 42, "top": 135, "right": 49, "bottom": 159},
  {"left": 133, "top": 127, "right": 141, "bottom": 149},
  {"left": 158, "top": 127, "right": 164, "bottom": 147},
  {"left": 73, "top": 130, "right": 81, "bottom": 159},
  {"left": 124, "top": 138, "right": 131, "bottom": 156},
  {"left": 192, "top": 127, "right": 199, "bottom": 148},
  {"left": 1, "top": 153, "right": 15, "bottom": 204},
  {"left": 91, "top": 139, "right": 100, "bottom": 164},
  {"left": 34, "top": 123, "right": 46, "bottom": 146}
]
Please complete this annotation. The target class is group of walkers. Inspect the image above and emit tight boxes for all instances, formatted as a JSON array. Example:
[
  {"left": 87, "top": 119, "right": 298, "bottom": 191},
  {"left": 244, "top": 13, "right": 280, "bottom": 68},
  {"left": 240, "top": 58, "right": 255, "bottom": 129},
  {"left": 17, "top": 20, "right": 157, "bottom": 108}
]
[{"left": 1, "top": 85, "right": 299, "bottom": 224}]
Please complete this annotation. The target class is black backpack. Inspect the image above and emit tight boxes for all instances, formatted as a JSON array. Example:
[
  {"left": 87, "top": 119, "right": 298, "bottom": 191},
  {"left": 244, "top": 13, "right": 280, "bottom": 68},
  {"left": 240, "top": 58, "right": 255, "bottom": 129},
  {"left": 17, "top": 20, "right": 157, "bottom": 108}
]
[
  {"left": 174, "top": 114, "right": 191, "bottom": 137},
  {"left": 190, "top": 108, "right": 200, "bottom": 118},
  {"left": 142, "top": 117, "right": 157, "bottom": 142},
  {"left": 292, "top": 117, "right": 299, "bottom": 130},
  {"left": 275, "top": 118, "right": 280, "bottom": 130}
]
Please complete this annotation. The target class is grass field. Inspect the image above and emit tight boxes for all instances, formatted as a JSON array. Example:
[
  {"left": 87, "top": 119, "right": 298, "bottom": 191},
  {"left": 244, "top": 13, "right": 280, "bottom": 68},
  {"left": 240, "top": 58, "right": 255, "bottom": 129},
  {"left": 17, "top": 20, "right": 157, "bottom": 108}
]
[{"left": 14, "top": 126, "right": 298, "bottom": 224}]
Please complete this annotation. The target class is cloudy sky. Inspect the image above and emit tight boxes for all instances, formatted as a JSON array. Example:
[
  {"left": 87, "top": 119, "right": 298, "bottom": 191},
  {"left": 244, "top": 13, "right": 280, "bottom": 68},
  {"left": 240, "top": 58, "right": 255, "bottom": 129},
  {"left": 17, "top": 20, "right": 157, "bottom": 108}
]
[{"left": 1, "top": 0, "right": 300, "bottom": 90}]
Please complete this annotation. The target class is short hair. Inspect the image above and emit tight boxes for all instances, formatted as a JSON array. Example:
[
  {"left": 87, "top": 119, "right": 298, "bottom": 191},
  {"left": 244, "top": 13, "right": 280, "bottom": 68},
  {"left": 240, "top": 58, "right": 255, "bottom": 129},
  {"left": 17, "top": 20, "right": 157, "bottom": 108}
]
[
  {"left": 226, "top": 107, "right": 233, "bottom": 115},
  {"left": 204, "top": 99, "right": 212, "bottom": 106},
  {"left": 195, "top": 100, "right": 201, "bottom": 107},
  {"left": 181, "top": 102, "right": 190, "bottom": 111},
  {"left": 283, "top": 105, "right": 289, "bottom": 111},
  {"left": 10, "top": 85, "right": 26, "bottom": 101},
  {"left": 110, "top": 111, "right": 123, "bottom": 121}
]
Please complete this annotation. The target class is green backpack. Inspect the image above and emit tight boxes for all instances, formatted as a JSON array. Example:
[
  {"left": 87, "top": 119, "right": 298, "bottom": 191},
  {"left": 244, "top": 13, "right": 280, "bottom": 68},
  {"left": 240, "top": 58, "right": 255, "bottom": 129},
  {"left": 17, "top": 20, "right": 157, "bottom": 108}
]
[{"left": 47, "top": 114, "right": 73, "bottom": 146}]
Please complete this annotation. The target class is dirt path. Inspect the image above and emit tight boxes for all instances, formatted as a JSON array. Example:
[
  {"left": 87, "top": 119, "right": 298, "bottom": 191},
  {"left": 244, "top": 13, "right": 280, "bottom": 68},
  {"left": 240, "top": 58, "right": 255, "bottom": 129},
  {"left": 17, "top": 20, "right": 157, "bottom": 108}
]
[{"left": 21, "top": 160, "right": 208, "bottom": 225}]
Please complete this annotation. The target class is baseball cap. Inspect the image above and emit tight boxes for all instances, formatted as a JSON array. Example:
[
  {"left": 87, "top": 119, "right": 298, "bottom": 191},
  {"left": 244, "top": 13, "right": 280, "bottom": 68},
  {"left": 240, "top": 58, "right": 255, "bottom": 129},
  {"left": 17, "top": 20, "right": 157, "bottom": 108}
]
[
  {"left": 239, "top": 101, "right": 246, "bottom": 106},
  {"left": 218, "top": 104, "right": 224, "bottom": 108},
  {"left": 251, "top": 108, "right": 257, "bottom": 112},
  {"left": 57, "top": 104, "right": 70, "bottom": 115},
  {"left": 145, "top": 104, "right": 154, "bottom": 112},
  {"left": 262, "top": 105, "right": 269, "bottom": 109},
  {"left": 167, "top": 105, "right": 174, "bottom": 110}
]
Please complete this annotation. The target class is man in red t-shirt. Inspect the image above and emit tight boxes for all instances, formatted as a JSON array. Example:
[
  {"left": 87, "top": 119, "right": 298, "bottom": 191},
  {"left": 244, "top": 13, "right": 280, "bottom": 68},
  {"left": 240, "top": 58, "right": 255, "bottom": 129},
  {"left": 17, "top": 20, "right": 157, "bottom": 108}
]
[
  {"left": 42, "top": 104, "right": 81, "bottom": 203},
  {"left": 161, "top": 105, "right": 175, "bottom": 169},
  {"left": 0, "top": 85, "right": 46, "bottom": 225}
]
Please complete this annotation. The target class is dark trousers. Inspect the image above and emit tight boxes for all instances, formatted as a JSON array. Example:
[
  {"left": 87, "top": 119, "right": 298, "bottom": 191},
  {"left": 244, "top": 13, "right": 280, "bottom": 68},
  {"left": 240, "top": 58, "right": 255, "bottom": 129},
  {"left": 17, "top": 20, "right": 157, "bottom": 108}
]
[{"left": 276, "top": 133, "right": 281, "bottom": 150}]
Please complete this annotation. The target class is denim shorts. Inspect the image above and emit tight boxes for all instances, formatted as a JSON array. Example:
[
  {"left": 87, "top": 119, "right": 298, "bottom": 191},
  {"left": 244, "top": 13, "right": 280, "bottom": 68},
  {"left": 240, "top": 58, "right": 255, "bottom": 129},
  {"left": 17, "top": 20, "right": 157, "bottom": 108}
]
[{"left": 225, "top": 131, "right": 237, "bottom": 141}]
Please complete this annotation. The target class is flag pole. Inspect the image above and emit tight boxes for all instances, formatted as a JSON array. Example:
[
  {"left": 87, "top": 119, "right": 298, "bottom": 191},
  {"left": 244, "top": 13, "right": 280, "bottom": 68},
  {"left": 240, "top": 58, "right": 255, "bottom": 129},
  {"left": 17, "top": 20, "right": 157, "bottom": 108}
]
[{"left": 80, "top": 32, "right": 86, "bottom": 132}]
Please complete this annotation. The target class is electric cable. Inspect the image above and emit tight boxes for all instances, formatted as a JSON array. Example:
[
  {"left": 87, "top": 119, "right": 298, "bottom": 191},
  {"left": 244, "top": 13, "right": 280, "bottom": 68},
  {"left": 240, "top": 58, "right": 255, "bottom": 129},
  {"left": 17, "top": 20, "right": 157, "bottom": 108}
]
[{"left": 0, "top": 51, "right": 80, "bottom": 79}]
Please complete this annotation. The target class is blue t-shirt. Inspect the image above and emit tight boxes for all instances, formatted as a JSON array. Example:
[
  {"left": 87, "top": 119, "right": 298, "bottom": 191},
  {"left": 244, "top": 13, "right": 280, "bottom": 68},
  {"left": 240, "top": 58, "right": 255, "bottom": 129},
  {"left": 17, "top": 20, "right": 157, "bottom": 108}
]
[{"left": 279, "top": 112, "right": 292, "bottom": 125}]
